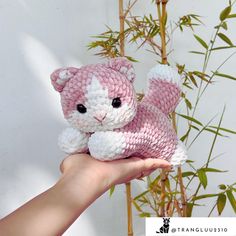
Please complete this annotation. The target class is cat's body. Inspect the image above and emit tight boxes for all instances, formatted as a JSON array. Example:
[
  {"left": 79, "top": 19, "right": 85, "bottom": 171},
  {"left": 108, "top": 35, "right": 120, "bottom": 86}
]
[
  {"left": 51, "top": 57, "right": 187, "bottom": 166},
  {"left": 156, "top": 218, "right": 170, "bottom": 233}
]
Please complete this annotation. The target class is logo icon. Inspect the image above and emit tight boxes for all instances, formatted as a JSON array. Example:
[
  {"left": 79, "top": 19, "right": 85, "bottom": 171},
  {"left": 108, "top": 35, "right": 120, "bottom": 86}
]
[{"left": 156, "top": 217, "right": 170, "bottom": 234}]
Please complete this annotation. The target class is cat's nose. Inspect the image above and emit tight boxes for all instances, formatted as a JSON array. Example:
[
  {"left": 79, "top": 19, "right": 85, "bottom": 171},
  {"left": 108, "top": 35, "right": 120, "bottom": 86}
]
[{"left": 93, "top": 111, "right": 107, "bottom": 122}]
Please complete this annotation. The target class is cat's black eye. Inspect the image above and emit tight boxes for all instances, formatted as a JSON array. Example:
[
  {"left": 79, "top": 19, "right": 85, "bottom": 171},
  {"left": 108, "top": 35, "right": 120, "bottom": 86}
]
[
  {"left": 77, "top": 104, "right": 87, "bottom": 113},
  {"left": 112, "top": 97, "right": 122, "bottom": 108}
]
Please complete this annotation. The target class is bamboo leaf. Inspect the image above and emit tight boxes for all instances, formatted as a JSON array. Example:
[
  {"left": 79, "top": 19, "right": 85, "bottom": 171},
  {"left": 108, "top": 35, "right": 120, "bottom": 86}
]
[
  {"left": 183, "top": 82, "right": 193, "bottom": 89},
  {"left": 228, "top": 14, "right": 236, "bottom": 18},
  {"left": 165, "top": 178, "right": 170, "bottom": 189},
  {"left": 193, "top": 71, "right": 210, "bottom": 83},
  {"left": 217, "top": 194, "right": 226, "bottom": 215},
  {"left": 125, "top": 56, "right": 138, "bottom": 62},
  {"left": 189, "top": 51, "right": 205, "bottom": 55},
  {"left": 192, "top": 193, "right": 219, "bottom": 201},
  {"left": 132, "top": 200, "right": 143, "bottom": 212},
  {"left": 201, "top": 168, "right": 227, "bottom": 173},
  {"left": 109, "top": 185, "right": 115, "bottom": 197},
  {"left": 211, "top": 46, "right": 236, "bottom": 51},
  {"left": 221, "top": 22, "right": 228, "bottom": 30},
  {"left": 186, "top": 202, "right": 203, "bottom": 216},
  {"left": 214, "top": 72, "right": 236, "bottom": 81},
  {"left": 220, "top": 6, "right": 231, "bottom": 21},
  {"left": 205, "top": 107, "right": 226, "bottom": 171},
  {"left": 190, "top": 14, "right": 203, "bottom": 24},
  {"left": 182, "top": 171, "right": 195, "bottom": 177},
  {"left": 203, "top": 128, "right": 226, "bottom": 137},
  {"left": 186, "top": 159, "right": 195, "bottom": 163},
  {"left": 163, "top": 12, "right": 168, "bottom": 26},
  {"left": 134, "top": 190, "right": 149, "bottom": 201},
  {"left": 178, "top": 114, "right": 203, "bottom": 126},
  {"left": 185, "top": 98, "right": 193, "bottom": 110},
  {"left": 226, "top": 190, "right": 236, "bottom": 213},
  {"left": 188, "top": 73, "right": 198, "bottom": 87},
  {"left": 218, "top": 33, "right": 234, "bottom": 46},
  {"left": 137, "top": 197, "right": 148, "bottom": 204},
  {"left": 219, "top": 184, "right": 227, "bottom": 190},
  {"left": 190, "top": 125, "right": 200, "bottom": 131},
  {"left": 197, "top": 169, "right": 208, "bottom": 189},
  {"left": 186, "top": 202, "right": 193, "bottom": 217},
  {"left": 194, "top": 34, "right": 208, "bottom": 49},
  {"left": 209, "top": 126, "right": 236, "bottom": 135},
  {"left": 180, "top": 126, "right": 191, "bottom": 142},
  {"left": 139, "top": 212, "right": 151, "bottom": 217}
]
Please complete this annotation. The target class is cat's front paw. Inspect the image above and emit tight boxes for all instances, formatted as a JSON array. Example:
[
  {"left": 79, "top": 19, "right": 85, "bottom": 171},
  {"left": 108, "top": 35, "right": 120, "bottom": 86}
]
[
  {"left": 58, "top": 128, "right": 89, "bottom": 154},
  {"left": 88, "top": 131, "right": 126, "bottom": 161}
]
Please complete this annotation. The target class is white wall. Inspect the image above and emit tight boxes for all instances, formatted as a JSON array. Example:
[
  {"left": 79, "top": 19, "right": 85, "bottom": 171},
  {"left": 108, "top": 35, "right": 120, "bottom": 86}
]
[{"left": 0, "top": 0, "right": 235, "bottom": 235}]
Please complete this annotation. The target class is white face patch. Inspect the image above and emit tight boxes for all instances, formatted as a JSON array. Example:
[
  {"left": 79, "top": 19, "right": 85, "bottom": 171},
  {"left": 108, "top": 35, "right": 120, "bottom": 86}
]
[{"left": 67, "top": 76, "right": 136, "bottom": 132}]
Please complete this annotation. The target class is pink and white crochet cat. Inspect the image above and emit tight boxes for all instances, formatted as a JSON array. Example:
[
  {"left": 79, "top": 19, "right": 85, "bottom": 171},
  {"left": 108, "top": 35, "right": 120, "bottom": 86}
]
[{"left": 51, "top": 57, "right": 187, "bottom": 166}]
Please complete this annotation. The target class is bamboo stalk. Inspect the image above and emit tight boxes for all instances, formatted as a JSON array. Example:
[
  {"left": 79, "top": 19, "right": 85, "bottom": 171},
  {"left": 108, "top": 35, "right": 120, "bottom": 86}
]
[
  {"left": 159, "top": 170, "right": 166, "bottom": 217},
  {"left": 157, "top": 0, "right": 188, "bottom": 217},
  {"left": 174, "top": 199, "right": 182, "bottom": 217},
  {"left": 161, "top": 0, "right": 167, "bottom": 64},
  {"left": 126, "top": 182, "right": 133, "bottom": 236},
  {"left": 156, "top": 0, "right": 168, "bottom": 64},
  {"left": 178, "top": 166, "right": 187, "bottom": 216},
  {"left": 171, "top": 112, "right": 187, "bottom": 217},
  {"left": 119, "top": 0, "right": 125, "bottom": 56},
  {"left": 156, "top": 0, "right": 169, "bottom": 217},
  {"left": 119, "top": 0, "right": 133, "bottom": 235}
]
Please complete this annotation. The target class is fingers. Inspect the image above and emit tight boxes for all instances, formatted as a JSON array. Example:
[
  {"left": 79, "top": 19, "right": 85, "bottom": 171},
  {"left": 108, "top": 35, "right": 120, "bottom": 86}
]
[
  {"left": 59, "top": 153, "right": 172, "bottom": 188},
  {"left": 109, "top": 157, "right": 171, "bottom": 185},
  {"left": 115, "top": 157, "right": 171, "bottom": 176},
  {"left": 132, "top": 157, "right": 171, "bottom": 173},
  {"left": 138, "top": 158, "right": 171, "bottom": 178}
]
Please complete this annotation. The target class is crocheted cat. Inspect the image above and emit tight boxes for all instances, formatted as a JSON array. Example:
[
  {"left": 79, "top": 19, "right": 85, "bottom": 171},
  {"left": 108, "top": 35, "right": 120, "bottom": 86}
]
[{"left": 51, "top": 57, "right": 187, "bottom": 166}]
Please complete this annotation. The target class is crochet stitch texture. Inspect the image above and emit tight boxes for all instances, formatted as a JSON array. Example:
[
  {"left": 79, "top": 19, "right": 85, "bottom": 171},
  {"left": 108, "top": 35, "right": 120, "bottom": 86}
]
[{"left": 51, "top": 57, "right": 187, "bottom": 166}]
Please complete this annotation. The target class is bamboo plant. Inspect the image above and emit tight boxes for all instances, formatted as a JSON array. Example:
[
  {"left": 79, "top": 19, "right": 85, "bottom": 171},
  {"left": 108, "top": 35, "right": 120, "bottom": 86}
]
[{"left": 88, "top": 0, "right": 236, "bottom": 233}]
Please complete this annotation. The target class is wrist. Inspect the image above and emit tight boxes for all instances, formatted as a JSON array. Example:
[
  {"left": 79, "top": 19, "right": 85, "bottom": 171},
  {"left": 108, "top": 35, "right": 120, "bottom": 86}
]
[{"left": 54, "top": 170, "right": 110, "bottom": 212}]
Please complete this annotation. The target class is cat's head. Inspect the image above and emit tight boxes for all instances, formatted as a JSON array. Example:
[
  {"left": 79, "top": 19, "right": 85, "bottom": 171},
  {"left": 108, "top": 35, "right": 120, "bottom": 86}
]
[
  {"left": 51, "top": 57, "right": 137, "bottom": 132},
  {"left": 163, "top": 218, "right": 170, "bottom": 224}
]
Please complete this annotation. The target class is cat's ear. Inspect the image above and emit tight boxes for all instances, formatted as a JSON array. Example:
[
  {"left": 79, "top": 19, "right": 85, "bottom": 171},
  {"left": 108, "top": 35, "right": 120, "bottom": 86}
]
[
  {"left": 106, "top": 57, "right": 135, "bottom": 83},
  {"left": 50, "top": 67, "right": 79, "bottom": 92}
]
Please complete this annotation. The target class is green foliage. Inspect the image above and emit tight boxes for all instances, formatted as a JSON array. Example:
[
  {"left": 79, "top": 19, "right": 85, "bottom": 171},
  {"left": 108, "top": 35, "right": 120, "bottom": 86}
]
[
  {"left": 214, "top": 72, "right": 236, "bottom": 81},
  {"left": 109, "top": 185, "right": 116, "bottom": 197},
  {"left": 197, "top": 169, "right": 208, "bottom": 189},
  {"left": 177, "top": 14, "right": 202, "bottom": 31},
  {"left": 88, "top": 28, "right": 120, "bottom": 58},
  {"left": 217, "top": 33, "right": 234, "bottom": 46},
  {"left": 88, "top": 0, "right": 236, "bottom": 217},
  {"left": 220, "top": 6, "right": 231, "bottom": 21},
  {"left": 194, "top": 34, "right": 208, "bottom": 49},
  {"left": 217, "top": 194, "right": 226, "bottom": 215},
  {"left": 226, "top": 189, "right": 236, "bottom": 213}
]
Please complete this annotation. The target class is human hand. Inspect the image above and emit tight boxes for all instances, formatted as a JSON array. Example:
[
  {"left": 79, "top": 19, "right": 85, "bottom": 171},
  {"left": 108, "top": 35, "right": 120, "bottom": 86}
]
[
  {"left": 0, "top": 153, "right": 171, "bottom": 236},
  {"left": 59, "top": 153, "right": 171, "bottom": 194}
]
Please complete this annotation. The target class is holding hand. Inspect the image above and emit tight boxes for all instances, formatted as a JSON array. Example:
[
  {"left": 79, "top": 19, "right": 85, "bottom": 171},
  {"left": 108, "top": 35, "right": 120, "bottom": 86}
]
[
  {"left": 59, "top": 153, "right": 171, "bottom": 189},
  {"left": 0, "top": 154, "right": 170, "bottom": 236}
]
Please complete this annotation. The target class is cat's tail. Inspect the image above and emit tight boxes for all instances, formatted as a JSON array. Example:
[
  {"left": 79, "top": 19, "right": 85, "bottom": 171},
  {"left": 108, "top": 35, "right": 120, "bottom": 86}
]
[{"left": 142, "top": 64, "right": 182, "bottom": 115}]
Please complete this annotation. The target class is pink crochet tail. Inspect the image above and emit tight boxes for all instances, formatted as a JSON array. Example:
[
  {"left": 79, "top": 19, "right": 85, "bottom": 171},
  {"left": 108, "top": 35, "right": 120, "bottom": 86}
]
[{"left": 142, "top": 64, "right": 181, "bottom": 115}]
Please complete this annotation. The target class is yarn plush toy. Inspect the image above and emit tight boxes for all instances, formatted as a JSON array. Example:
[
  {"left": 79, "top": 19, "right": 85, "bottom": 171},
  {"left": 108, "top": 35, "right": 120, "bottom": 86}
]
[{"left": 51, "top": 57, "right": 187, "bottom": 166}]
